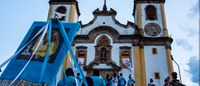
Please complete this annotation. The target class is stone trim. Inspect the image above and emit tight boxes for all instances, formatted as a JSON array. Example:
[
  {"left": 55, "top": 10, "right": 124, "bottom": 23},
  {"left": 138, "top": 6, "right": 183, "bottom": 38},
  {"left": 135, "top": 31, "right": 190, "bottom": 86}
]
[
  {"left": 74, "top": 26, "right": 141, "bottom": 44},
  {"left": 76, "top": 46, "right": 87, "bottom": 49},
  {"left": 74, "top": 34, "right": 173, "bottom": 48}
]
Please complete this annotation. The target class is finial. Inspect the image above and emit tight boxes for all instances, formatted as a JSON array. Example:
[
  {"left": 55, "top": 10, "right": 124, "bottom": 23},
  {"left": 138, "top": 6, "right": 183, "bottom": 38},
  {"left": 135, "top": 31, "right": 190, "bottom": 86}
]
[{"left": 103, "top": 0, "right": 107, "bottom": 11}]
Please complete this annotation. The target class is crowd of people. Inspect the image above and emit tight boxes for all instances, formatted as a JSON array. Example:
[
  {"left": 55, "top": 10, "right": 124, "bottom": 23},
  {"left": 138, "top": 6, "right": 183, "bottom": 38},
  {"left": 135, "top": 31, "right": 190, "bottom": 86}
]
[
  {"left": 147, "top": 72, "right": 185, "bottom": 86},
  {"left": 57, "top": 68, "right": 135, "bottom": 86},
  {"left": 58, "top": 68, "right": 185, "bottom": 86}
]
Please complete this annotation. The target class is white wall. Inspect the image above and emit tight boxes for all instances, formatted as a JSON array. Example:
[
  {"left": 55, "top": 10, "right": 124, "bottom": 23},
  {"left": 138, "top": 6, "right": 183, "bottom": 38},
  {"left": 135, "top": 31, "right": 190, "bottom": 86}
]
[{"left": 144, "top": 46, "right": 168, "bottom": 86}]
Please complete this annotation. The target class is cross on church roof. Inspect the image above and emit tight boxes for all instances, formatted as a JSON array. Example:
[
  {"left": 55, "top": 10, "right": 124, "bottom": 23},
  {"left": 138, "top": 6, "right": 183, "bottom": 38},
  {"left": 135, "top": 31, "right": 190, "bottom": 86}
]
[{"left": 103, "top": 0, "right": 107, "bottom": 11}]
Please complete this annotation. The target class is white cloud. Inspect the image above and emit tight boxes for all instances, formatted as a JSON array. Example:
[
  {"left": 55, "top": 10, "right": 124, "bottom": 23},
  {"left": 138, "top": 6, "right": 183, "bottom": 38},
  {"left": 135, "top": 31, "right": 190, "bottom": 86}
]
[
  {"left": 181, "top": 26, "right": 199, "bottom": 37},
  {"left": 176, "top": 39, "right": 193, "bottom": 51},
  {"left": 187, "top": 0, "right": 200, "bottom": 17}
]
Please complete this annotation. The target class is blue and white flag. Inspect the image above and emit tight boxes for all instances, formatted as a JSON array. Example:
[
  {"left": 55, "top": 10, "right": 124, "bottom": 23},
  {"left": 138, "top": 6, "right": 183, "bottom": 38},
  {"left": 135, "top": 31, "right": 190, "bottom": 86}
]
[{"left": 122, "top": 58, "right": 133, "bottom": 72}]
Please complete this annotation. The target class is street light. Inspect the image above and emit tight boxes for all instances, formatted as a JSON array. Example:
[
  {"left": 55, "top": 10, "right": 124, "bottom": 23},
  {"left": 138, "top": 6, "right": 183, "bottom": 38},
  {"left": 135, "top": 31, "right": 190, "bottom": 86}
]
[{"left": 171, "top": 55, "right": 182, "bottom": 83}]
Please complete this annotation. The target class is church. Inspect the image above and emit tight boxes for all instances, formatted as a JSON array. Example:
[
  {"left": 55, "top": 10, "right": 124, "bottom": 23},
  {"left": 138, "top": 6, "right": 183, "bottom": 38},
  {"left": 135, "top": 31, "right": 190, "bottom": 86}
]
[
  {"left": 47, "top": 0, "right": 174, "bottom": 86},
  {"left": 0, "top": 0, "right": 174, "bottom": 86}
]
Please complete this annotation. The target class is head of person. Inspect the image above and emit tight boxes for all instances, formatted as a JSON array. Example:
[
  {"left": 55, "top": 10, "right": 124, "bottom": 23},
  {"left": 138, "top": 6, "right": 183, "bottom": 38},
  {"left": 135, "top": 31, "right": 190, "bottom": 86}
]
[
  {"left": 120, "top": 73, "right": 123, "bottom": 76},
  {"left": 164, "top": 78, "right": 168, "bottom": 83},
  {"left": 77, "top": 73, "right": 80, "bottom": 76},
  {"left": 129, "top": 74, "right": 132, "bottom": 79},
  {"left": 171, "top": 72, "right": 177, "bottom": 79},
  {"left": 65, "top": 68, "right": 74, "bottom": 76},
  {"left": 106, "top": 74, "right": 110, "bottom": 79},
  {"left": 113, "top": 72, "right": 117, "bottom": 77},
  {"left": 150, "top": 78, "right": 153, "bottom": 83},
  {"left": 166, "top": 76, "right": 170, "bottom": 80},
  {"left": 93, "top": 69, "right": 100, "bottom": 76}
]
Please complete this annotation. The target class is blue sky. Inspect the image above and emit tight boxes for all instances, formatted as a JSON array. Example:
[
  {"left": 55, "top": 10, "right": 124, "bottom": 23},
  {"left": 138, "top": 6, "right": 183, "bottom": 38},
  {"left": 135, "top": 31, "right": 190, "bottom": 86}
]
[{"left": 0, "top": 0, "right": 199, "bottom": 85}]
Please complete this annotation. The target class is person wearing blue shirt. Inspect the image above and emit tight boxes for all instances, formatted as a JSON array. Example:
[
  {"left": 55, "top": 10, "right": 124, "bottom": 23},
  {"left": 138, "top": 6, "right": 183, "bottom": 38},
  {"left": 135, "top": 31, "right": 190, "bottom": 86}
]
[
  {"left": 127, "top": 74, "right": 135, "bottom": 86},
  {"left": 76, "top": 73, "right": 83, "bottom": 86},
  {"left": 118, "top": 73, "right": 126, "bottom": 86},
  {"left": 90, "top": 70, "right": 106, "bottom": 86},
  {"left": 110, "top": 73, "right": 118, "bottom": 86},
  {"left": 105, "top": 74, "right": 111, "bottom": 86},
  {"left": 57, "top": 68, "right": 76, "bottom": 86}
]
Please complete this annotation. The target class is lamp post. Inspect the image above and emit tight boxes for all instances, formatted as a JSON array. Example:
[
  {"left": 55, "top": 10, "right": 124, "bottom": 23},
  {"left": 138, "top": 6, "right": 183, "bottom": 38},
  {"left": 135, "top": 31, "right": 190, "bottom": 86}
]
[{"left": 171, "top": 55, "right": 182, "bottom": 83}]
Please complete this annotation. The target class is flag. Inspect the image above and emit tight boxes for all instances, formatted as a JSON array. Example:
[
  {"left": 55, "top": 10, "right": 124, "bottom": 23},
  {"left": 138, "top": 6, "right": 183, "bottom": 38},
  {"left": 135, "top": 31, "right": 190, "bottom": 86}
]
[
  {"left": 78, "top": 58, "right": 84, "bottom": 66},
  {"left": 122, "top": 58, "right": 133, "bottom": 72}
]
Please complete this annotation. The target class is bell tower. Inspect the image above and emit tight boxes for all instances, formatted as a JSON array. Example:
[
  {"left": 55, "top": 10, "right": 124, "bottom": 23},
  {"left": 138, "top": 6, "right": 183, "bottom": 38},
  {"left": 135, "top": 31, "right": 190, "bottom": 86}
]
[
  {"left": 133, "top": 0, "right": 174, "bottom": 86},
  {"left": 48, "top": 0, "right": 80, "bottom": 22},
  {"left": 133, "top": 0, "right": 169, "bottom": 37}
]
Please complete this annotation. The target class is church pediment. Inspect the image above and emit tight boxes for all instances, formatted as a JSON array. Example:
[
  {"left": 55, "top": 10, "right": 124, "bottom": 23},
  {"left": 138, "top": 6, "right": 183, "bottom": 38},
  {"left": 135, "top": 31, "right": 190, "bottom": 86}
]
[
  {"left": 77, "top": 14, "right": 139, "bottom": 36},
  {"left": 76, "top": 3, "right": 140, "bottom": 36}
]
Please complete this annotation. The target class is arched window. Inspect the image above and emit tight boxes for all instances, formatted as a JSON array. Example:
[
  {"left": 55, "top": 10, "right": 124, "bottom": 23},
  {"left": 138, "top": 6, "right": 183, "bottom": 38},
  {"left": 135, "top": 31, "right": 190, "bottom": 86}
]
[
  {"left": 56, "top": 6, "right": 67, "bottom": 14},
  {"left": 145, "top": 5, "right": 157, "bottom": 20},
  {"left": 77, "top": 51, "right": 86, "bottom": 66},
  {"left": 121, "top": 51, "right": 131, "bottom": 68}
]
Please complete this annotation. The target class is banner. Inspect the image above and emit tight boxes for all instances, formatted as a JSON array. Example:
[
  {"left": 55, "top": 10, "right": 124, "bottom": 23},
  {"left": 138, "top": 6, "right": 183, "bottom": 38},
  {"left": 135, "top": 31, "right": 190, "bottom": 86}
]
[
  {"left": 122, "top": 58, "right": 133, "bottom": 72},
  {"left": 78, "top": 58, "right": 84, "bottom": 66},
  {"left": 0, "top": 19, "right": 81, "bottom": 86}
]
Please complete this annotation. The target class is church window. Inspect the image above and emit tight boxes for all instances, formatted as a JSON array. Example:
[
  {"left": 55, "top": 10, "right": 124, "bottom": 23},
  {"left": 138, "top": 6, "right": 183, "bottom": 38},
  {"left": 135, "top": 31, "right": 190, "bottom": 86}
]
[
  {"left": 76, "top": 46, "right": 87, "bottom": 66},
  {"left": 56, "top": 6, "right": 67, "bottom": 14},
  {"left": 152, "top": 48, "right": 157, "bottom": 54},
  {"left": 77, "top": 51, "right": 86, "bottom": 66},
  {"left": 154, "top": 72, "right": 160, "bottom": 79},
  {"left": 145, "top": 5, "right": 157, "bottom": 20},
  {"left": 120, "top": 51, "right": 131, "bottom": 68}
]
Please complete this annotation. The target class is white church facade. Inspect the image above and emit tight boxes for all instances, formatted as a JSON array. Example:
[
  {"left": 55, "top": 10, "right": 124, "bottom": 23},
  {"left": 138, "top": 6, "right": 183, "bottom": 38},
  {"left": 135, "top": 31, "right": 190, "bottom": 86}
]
[{"left": 48, "top": 0, "right": 174, "bottom": 86}]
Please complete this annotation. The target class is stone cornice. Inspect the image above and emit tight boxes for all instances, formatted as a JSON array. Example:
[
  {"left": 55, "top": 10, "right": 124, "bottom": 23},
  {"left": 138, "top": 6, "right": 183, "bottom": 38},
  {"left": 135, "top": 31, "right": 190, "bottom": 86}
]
[{"left": 74, "top": 34, "right": 173, "bottom": 48}]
